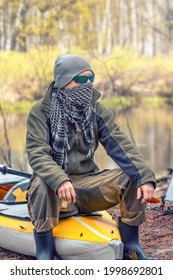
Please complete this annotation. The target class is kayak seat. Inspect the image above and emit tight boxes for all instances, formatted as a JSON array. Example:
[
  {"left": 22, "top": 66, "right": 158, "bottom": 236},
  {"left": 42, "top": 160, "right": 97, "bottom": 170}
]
[
  {"left": 0, "top": 184, "right": 14, "bottom": 200},
  {"left": 3, "top": 180, "right": 29, "bottom": 202}
]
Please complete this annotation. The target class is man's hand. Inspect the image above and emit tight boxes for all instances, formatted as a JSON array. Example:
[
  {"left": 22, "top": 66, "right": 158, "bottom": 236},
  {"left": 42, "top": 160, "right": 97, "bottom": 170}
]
[
  {"left": 57, "top": 180, "right": 76, "bottom": 203},
  {"left": 137, "top": 182, "right": 155, "bottom": 205}
]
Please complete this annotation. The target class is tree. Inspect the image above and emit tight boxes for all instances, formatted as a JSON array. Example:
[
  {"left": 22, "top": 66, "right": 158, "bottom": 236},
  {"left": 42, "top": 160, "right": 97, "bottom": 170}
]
[
  {"left": 1, "top": 0, "right": 173, "bottom": 56},
  {"left": 0, "top": 103, "right": 11, "bottom": 166}
]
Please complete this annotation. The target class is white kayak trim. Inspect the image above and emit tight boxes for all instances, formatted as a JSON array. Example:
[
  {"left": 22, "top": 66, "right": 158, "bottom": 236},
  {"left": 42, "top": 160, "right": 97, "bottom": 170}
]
[{"left": 74, "top": 216, "right": 112, "bottom": 241}]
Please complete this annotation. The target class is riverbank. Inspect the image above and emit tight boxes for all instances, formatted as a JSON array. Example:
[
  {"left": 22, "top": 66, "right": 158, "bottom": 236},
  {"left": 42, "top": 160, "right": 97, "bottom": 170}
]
[
  {"left": 1, "top": 48, "right": 173, "bottom": 106},
  {"left": 0, "top": 96, "right": 172, "bottom": 114}
]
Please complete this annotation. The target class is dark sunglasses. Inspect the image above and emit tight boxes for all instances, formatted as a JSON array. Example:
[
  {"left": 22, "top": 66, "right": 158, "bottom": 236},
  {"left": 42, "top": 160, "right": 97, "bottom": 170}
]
[{"left": 73, "top": 73, "right": 95, "bottom": 84}]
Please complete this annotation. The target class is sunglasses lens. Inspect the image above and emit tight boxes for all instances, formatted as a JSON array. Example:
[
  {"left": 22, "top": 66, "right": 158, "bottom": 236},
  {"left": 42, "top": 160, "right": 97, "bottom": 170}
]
[
  {"left": 74, "top": 76, "right": 88, "bottom": 84},
  {"left": 74, "top": 74, "right": 95, "bottom": 84},
  {"left": 89, "top": 74, "right": 95, "bottom": 83}
]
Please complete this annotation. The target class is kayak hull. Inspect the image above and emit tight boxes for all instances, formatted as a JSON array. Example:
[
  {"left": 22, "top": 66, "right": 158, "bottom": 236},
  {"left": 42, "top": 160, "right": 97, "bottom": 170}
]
[
  {"left": 0, "top": 212, "right": 123, "bottom": 260},
  {"left": 0, "top": 225, "right": 123, "bottom": 260}
]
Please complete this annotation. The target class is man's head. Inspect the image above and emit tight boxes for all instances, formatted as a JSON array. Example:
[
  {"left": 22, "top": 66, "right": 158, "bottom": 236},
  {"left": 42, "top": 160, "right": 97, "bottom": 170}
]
[{"left": 54, "top": 54, "right": 94, "bottom": 88}]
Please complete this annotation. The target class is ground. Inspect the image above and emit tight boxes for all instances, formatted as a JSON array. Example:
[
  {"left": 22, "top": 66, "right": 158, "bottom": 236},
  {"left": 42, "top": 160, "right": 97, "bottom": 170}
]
[
  {"left": 0, "top": 183, "right": 173, "bottom": 260},
  {"left": 140, "top": 206, "right": 173, "bottom": 260}
]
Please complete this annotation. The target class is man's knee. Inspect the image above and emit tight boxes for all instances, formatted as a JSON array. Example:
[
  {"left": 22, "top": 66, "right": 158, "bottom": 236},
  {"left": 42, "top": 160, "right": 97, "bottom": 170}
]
[{"left": 29, "top": 175, "right": 50, "bottom": 198}]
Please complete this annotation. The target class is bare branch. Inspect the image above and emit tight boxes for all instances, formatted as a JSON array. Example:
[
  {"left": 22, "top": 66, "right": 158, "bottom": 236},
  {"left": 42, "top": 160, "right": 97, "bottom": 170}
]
[{"left": 0, "top": 103, "right": 12, "bottom": 166}]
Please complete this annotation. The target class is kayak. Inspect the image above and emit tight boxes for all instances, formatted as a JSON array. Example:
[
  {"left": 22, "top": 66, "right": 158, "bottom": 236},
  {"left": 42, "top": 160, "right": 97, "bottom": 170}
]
[{"left": 0, "top": 171, "right": 123, "bottom": 260}]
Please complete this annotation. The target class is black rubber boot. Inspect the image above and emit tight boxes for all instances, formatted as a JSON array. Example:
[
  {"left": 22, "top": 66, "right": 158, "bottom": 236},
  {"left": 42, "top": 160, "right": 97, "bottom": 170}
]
[
  {"left": 118, "top": 218, "right": 158, "bottom": 260},
  {"left": 34, "top": 229, "right": 54, "bottom": 260}
]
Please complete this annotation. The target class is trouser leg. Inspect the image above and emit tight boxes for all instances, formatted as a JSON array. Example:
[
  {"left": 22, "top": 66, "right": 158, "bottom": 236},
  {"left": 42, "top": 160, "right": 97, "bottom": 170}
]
[
  {"left": 27, "top": 175, "right": 60, "bottom": 232},
  {"left": 71, "top": 168, "right": 146, "bottom": 226},
  {"left": 27, "top": 176, "right": 60, "bottom": 259},
  {"left": 27, "top": 169, "right": 146, "bottom": 230},
  {"left": 72, "top": 168, "right": 157, "bottom": 260}
]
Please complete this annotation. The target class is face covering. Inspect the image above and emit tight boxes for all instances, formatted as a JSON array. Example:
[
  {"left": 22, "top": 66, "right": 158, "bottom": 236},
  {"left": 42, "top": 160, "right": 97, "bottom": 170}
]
[{"left": 50, "top": 83, "right": 94, "bottom": 171}]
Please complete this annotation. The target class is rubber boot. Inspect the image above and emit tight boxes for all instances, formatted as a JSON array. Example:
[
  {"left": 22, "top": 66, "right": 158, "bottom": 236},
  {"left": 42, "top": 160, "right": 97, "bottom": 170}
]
[
  {"left": 34, "top": 229, "right": 54, "bottom": 260},
  {"left": 118, "top": 218, "right": 158, "bottom": 260}
]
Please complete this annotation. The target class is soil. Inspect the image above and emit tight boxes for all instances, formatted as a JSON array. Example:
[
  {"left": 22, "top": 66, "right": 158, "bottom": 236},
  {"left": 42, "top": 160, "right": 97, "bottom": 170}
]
[{"left": 0, "top": 182, "right": 173, "bottom": 260}]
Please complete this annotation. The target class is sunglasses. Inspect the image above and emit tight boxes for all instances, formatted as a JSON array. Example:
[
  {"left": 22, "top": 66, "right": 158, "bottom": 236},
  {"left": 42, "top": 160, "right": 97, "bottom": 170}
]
[{"left": 73, "top": 73, "right": 95, "bottom": 84}]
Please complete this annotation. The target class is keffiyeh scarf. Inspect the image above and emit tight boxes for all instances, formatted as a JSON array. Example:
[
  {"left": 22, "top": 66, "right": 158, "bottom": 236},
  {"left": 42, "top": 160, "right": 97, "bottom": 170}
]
[{"left": 50, "top": 83, "right": 94, "bottom": 171}]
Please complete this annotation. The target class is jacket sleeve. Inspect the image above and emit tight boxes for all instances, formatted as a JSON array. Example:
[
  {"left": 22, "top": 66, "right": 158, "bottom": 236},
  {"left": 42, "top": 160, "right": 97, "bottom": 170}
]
[
  {"left": 26, "top": 102, "right": 70, "bottom": 193},
  {"left": 95, "top": 102, "right": 156, "bottom": 188}
]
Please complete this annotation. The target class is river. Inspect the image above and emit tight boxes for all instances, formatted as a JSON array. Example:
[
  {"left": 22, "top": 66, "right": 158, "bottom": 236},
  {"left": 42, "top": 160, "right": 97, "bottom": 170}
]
[{"left": 1, "top": 104, "right": 172, "bottom": 178}]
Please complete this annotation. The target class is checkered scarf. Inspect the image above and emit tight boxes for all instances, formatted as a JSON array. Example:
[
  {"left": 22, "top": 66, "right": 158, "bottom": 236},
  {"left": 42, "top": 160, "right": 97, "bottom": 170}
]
[{"left": 50, "top": 83, "right": 94, "bottom": 171}]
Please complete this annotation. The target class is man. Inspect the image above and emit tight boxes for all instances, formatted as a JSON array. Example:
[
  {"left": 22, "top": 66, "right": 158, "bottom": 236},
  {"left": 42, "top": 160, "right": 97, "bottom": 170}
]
[{"left": 26, "top": 54, "right": 157, "bottom": 260}]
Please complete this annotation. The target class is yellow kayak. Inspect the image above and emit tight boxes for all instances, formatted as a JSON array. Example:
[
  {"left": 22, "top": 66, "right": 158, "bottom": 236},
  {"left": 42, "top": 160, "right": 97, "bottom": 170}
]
[{"left": 0, "top": 173, "right": 123, "bottom": 260}]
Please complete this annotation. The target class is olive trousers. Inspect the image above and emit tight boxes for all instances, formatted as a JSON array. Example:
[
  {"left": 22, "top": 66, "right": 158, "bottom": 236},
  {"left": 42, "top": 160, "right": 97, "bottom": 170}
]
[{"left": 27, "top": 168, "right": 146, "bottom": 233}]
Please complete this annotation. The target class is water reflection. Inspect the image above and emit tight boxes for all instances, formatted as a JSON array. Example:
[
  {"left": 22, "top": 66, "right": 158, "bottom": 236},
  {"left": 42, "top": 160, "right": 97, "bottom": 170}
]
[
  {"left": 95, "top": 105, "right": 173, "bottom": 177},
  {"left": 0, "top": 105, "right": 172, "bottom": 177}
]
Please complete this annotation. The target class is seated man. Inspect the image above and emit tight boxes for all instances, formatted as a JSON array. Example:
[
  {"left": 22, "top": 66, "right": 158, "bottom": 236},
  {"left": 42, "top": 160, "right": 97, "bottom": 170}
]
[{"left": 26, "top": 54, "right": 157, "bottom": 260}]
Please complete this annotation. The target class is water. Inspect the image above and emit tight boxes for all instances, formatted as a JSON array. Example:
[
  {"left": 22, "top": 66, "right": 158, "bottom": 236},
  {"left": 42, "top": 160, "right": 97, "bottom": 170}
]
[
  {"left": 0, "top": 104, "right": 172, "bottom": 177},
  {"left": 95, "top": 105, "right": 173, "bottom": 177}
]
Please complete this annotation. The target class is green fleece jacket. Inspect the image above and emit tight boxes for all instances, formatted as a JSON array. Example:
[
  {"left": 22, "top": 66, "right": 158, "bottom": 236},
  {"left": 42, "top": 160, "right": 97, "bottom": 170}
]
[{"left": 26, "top": 82, "right": 156, "bottom": 193}]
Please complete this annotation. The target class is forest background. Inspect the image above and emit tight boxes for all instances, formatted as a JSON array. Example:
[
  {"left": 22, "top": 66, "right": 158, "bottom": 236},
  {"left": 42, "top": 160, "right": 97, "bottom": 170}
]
[{"left": 0, "top": 0, "right": 173, "bottom": 170}]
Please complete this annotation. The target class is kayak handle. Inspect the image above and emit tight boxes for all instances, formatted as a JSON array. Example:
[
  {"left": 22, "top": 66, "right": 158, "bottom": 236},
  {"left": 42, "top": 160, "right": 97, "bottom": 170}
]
[{"left": 0, "top": 165, "right": 31, "bottom": 179}]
